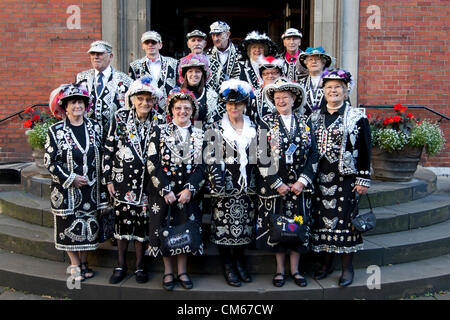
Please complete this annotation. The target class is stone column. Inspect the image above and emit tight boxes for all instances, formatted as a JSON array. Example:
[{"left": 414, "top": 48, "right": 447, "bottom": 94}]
[
  {"left": 340, "top": 0, "right": 360, "bottom": 105},
  {"left": 101, "top": 0, "right": 147, "bottom": 74},
  {"left": 311, "top": 0, "right": 360, "bottom": 105}
]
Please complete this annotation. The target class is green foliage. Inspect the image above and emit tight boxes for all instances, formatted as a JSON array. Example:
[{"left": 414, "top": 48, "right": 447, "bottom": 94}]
[
  {"left": 26, "top": 121, "right": 55, "bottom": 150},
  {"left": 409, "top": 121, "right": 446, "bottom": 156}
]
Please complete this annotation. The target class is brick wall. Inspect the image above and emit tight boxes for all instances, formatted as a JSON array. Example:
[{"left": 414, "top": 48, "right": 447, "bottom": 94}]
[
  {"left": 0, "top": 0, "right": 101, "bottom": 162},
  {"left": 358, "top": 0, "right": 449, "bottom": 167}
]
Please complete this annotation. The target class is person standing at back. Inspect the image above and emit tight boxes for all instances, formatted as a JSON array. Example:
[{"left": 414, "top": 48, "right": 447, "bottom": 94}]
[
  {"left": 129, "top": 31, "right": 178, "bottom": 124},
  {"left": 206, "top": 21, "right": 242, "bottom": 93},
  {"left": 278, "top": 28, "right": 307, "bottom": 82},
  {"left": 76, "top": 40, "right": 132, "bottom": 142}
]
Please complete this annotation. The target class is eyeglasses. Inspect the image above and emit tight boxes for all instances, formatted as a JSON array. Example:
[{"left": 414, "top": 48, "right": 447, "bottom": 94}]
[
  {"left": 173, "top": 106, "right": 193, "bottom": 112},
  {"left": 262, "top": 71, "right": 280, "bottom": 77}
]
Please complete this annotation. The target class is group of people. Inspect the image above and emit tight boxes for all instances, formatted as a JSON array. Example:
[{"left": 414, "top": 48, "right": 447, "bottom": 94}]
[{"left": 44, "top": 20, "right": 371, "bottom": 291}]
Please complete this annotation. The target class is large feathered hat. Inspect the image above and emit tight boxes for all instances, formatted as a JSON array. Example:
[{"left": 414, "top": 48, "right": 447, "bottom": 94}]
[
  {"left": 257, "top": 55, "right": 285, "bottom": 76},
  {"left": 177, "top": 53, "right": 211, "bottom": 85},
  {"left": 299, "top": 47, "right": 335, "bottom": 69},
  {"left": 264, "top": 77, "right": 306, "bottom": 111},
  {"left": 125, "top": 76, "right": 163, "bottom": 109},
  {"left": 166, "top": 87, "right": 199, "bottom": 117},
  {"left": 219, "top": 79, "right": 255, "bottom": 103},
  {"left": 49, "top": 82, "right": 92, "bottom": 119},
  {"left": 319, "top": 68, "right": 354, "bottom": 94},
  {"left": 238, "top": 31, "right": 279, "bottom": 60}
]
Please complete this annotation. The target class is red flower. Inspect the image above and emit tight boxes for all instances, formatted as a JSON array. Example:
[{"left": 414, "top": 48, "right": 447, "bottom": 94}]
[
  {"left": 407, "top": 112, "right": 414, "bottom": 119},
  {"left": 367, "top": 113, "right": 373, "bottom": 120},
  {"left": 394, "top": 103, "right": 407, "bottom": 113},
  {"left": 25, "top": 107, "right": 33, "bottom": 113},
  {"left": 393, "top": 115, "right": 401, "bottom": 123},
  {"left": 33, "top": 114, "right": 40, "bottom": 121},
  {"left": 383, "top": 117, "right": 390, "bottom": 126},
  {"left": 23, "top": 120, "right": 32, "bottom": 128}
]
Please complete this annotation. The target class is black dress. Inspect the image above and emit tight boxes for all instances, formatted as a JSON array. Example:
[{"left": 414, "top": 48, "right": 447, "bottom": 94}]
[
  {"left": 205, "top": 116, "right": 258, "bottom": 246},
  {"left": 45, "top": 118, "right": 107, "bottom": 251},
  {"left": 146, "top": 122, "right": 206, "bottom": 257},
  {"left": 103, "top": 108, "right": 153, "bottom": 242},
  {"left": 255, "top": 112, "right": 318, "bottom": 253},
  {"left": 310, "top": 102, "right": 371, "bottom": 253}
]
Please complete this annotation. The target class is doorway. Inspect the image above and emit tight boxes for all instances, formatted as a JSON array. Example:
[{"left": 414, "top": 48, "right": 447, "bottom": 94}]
[{"left": 148, "top": 0, "right": 311, "bottom": 59}]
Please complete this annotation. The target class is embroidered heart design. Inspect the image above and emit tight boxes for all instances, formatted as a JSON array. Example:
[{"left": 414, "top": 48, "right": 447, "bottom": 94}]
[{"left": 230, "top": 225, "right": 243, "bottom": 238}]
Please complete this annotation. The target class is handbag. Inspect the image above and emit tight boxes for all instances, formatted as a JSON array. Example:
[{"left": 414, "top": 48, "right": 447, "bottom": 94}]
[
  {"left": 98, "top": 207, "right": 115, "bottom": 243},
  {"left": 268, "top": 199, "right": 309, "bottom": 244},
  {"left": 159, "top": 204, "right": 202, "bottom": 257},
  {"left": 351, "top": 193, "right": 376, "bottom": 233}
]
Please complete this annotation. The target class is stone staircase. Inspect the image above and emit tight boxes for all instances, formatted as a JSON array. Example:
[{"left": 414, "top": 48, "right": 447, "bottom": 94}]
[{"left": 0, "top": 163, "right": 449, "bottom": 300}]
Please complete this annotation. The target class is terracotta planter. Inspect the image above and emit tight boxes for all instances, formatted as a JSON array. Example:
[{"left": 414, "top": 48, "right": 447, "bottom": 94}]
[{"left": 371, "top": 146, "right": 423, "bottom": 182}]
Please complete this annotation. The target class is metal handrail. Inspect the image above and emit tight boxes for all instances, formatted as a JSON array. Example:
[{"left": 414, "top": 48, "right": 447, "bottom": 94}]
[
  {"left": 0, "top": 104, "right": 49, "bottom": 124},
  {"left": 359, "top": 104, "right": 449, "bottom": 122}
]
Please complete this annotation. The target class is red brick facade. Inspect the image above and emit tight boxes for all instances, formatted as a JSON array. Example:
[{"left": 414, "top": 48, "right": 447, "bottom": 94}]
[
  {"left": 0, "top": 0, "right": 101, "bottom": 162},
  {"left": 0, "top": 1, "right": 448, "bottom": 167},
  {"left": 359, "top": 0, "right": 449, "bottom": 167}
]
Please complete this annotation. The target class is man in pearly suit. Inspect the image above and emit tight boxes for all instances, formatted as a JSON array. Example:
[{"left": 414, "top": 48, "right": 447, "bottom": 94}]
[
  {"left": 128, "top": 31, "right": 178, "bottom": 124},
  {"left": 76, "top": 40, "right": 132, "bottom": 141}
]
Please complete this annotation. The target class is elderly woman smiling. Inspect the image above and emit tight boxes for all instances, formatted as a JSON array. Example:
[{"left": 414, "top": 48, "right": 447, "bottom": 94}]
[
  {"left": 256, "top": 77, "right": 318, "bottom": 288},
  {"left": 310, "top": 69, "right": 371, "bottom": 287},
  {"left": 45, "top": 82, "right": 107, "bottom": 282},
  {"left": 146, "top": 88, "right": 206, "bottom": 291},
  {"left": 103, "top": 76, "right": 162, "bottom": 285}
]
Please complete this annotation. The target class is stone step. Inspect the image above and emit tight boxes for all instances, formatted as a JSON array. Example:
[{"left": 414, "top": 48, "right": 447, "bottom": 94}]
[
  {"left": 0, "top": 162, "right": 30, "bottom": 184},
  {"left": 1, "top": 189, "right": 448, "bottom": 236},
  {"left": 0, "top": 249, "right": 449, "bottom": 300},
  {"left": 11, "top": 163, "right": 438, "bottom": 206},
  {"left": 0, "top": 212, "right": 449, "bottom": 273},
  {"left": 0, "top": 190, "right": 53, "bottom": 228}
]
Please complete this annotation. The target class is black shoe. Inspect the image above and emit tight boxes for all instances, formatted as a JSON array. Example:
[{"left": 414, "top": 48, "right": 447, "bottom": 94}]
[
  {"left": 313, "top": 266, "right": 334, "bottom": 280},
  {"left": 223, "top": 264, "right": 241, "bottom": 287},
  {"left": 235, "top": 261, "right": 252, "bottom": 283},
  {"left": 80, "top": 262, "right": 95, "bottom": 279},
  {"left": 162, "top": 273, "right": 175, "bottom": 291},
  {"left": 291, "top": 272, "right": 308, "bottom": 287},
  {"left": 338, "top": 270, "right": 354, "bottom": 287},
  {"left": 109, "top": 267, "right": 127, "bottom": 284},
  {"left": 177, "top": 272, "right": 193, "bottom": 290},
  {"left": 135, "top": 269, "right": 148, "bottom": 284},
  {"left": 272, "top": 273, "right": 285, "bottom": 287}
]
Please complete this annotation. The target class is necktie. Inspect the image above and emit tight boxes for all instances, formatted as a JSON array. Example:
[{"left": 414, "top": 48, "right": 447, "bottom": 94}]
[{"left": 96, "top": 72, "right": 104, "bottom": 96}]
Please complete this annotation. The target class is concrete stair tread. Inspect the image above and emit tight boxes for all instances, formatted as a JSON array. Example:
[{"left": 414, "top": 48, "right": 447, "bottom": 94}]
[
  {"left": 0, "top": 190, "right": 51, "bottom": 211},
  {"left": 1, "top": 211, "right": 450, "bottom": 270},
  {"left": 0, "top": 249, "right": 449, "bottom": 299}
]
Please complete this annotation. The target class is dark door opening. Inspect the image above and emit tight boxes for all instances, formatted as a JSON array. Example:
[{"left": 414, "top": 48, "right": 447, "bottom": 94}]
[{"left": 149, "top": 0, "right": 311, "bottom": 59}]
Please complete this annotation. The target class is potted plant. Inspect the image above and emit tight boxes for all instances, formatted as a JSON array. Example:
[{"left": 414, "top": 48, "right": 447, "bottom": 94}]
[
  {"left": 22, "top": 107, "right": 57, "bottom": 168},
  {"left": 368, "top": 104, "right": 445, "bottom": 181}
]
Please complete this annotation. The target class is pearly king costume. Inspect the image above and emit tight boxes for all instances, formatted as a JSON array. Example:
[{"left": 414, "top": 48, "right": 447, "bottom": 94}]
[
  {"left": 206, "top": 22, "right": 242, "bottom": 93},
  {"left": 309, "top": 70, "right": 371, "bottom": 254},
  {"left": 278, "top": 28, "right": 307, "bottom": 82},
  {"left": 45, "top": 83, "right": 108, "bottom": 251},
  {"left": 76, "top": 41, "right": 132, "bottom": 141},
  {"left": 146, "top": 89, "right": 207, "bottom": 257},
  {"left": 255, "top": 78, "right": 318, "bottom": 252},
  {"left": 102, "top": 77, "right": 163, "bottom": 242},
  {"left": 129, "top": 31, "right": 178, "bottom": 124}
]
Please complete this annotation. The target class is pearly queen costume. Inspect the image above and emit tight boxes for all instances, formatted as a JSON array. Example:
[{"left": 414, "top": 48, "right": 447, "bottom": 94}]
[
  {"left": 255, "top": 78, "right": 318, "bottom": 253},
  {"left": 298, "top": 47, "right": 335, "bottom": 116},
  {"left": 309, "top": 70, "right": 371, "bottom": 254},
  {"left": 45, "top": 83, "right": 108, "bottom": 252},
  {"left": 102, "top": 77, "right": 163, "bottom": 242},
  {"left": 146, "top": 89, "right": 206, "bottom": 257}
]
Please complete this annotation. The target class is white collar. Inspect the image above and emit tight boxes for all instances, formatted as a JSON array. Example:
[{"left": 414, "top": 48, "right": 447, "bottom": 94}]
[
  {"left": 146, "top": 55, "right": 161, "bottom": 64},
  {"left": 95, "top": 65, "right": 112, "bottom": 80}
]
